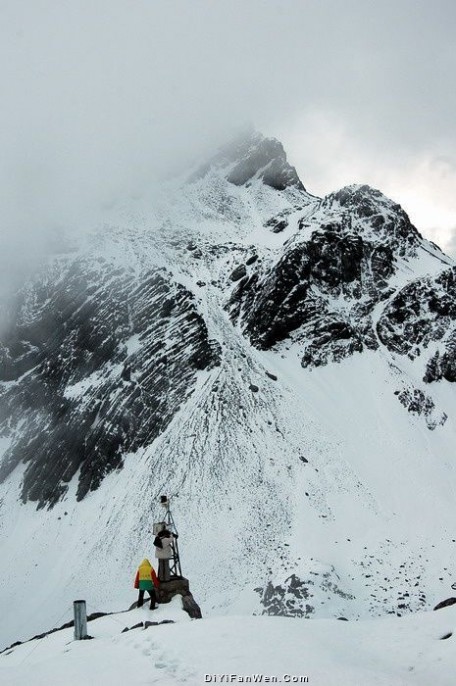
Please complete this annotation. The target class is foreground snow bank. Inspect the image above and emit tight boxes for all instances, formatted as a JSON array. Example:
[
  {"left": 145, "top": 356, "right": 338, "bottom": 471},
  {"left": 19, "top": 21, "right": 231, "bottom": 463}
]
[{"left": 1, "top": 599, "right": 455, "bottom": 685}]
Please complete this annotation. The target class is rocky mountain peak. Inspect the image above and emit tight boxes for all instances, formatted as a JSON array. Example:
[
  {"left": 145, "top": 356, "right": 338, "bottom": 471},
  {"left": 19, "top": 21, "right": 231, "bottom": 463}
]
[
  {"left": 327, "top": 183, "right": 390, "bottom": 209},
  {"left": 192, "top": 129, "right": 306, "bottom": 192},
  {"left": 227, "top": 184, "right": 451, "bottom": 371},
  {"left": 319, "top": 183, "right": 423, "bottom": 256}
]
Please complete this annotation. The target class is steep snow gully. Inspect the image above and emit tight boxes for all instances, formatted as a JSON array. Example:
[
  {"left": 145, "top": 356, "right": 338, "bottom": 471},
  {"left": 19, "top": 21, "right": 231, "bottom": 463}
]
[{"left": 1, "top": 132, "right": 456, "bottom": 653}]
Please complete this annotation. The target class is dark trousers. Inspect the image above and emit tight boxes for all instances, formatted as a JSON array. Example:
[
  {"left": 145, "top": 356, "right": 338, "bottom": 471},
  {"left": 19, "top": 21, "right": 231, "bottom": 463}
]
[
  {"left": 158, "top": 558, "right": 170, "bottom": 582},
  {"left": 137, "top": 589, "right": 157, "bottom": 609}
]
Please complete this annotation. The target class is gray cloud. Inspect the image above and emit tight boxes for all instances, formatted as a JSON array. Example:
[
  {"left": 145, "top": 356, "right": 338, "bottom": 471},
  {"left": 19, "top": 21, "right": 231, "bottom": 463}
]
[{"left": 1, "top": 0, "right": 456, "bottom": 293}]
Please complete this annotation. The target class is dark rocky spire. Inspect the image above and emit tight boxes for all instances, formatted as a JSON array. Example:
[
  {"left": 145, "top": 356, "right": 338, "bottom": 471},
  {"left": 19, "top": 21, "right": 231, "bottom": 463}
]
[{"left": 192, "top": 130, "right": 306, "bottom": 192}]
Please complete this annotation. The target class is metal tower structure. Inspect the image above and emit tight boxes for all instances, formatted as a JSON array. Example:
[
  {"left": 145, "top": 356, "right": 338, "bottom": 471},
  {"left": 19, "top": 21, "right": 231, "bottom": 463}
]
[{"left": 155, "top": 495, "right": 182, "bottom": 579}]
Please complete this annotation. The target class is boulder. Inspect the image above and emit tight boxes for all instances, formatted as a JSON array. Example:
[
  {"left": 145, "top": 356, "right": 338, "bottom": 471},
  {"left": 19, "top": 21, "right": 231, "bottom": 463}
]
[{"left": 433, "top": 597, "right": 456, "bottom": 611}]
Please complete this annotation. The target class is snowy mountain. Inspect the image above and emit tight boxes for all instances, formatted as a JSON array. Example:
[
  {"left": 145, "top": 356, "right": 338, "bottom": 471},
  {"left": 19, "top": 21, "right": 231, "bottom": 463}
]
[{"left": 1, "top": 131, "right": 456, "bottom": 651}]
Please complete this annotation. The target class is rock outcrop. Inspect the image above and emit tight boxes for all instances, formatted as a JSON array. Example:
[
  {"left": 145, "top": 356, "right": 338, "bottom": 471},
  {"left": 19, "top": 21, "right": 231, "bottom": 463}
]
[{"left": 0, "top": 258, "right": 220, "bottom": 507}]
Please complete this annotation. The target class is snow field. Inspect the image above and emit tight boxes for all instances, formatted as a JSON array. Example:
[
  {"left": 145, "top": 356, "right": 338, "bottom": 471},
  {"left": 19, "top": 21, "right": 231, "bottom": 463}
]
[{"left": 2, "top": 600, "right": 456, "bottom": 686}]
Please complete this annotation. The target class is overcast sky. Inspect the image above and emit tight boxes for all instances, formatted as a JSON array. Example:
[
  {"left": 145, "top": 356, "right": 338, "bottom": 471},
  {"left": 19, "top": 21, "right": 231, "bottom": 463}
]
[{"left": 1, "top": 0, "right": 455, "bottom": 291}]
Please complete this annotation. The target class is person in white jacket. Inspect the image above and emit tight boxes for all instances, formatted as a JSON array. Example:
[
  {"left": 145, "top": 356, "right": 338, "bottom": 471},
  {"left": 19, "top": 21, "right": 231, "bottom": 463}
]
[{"left": 154, "top": 526, "right": 178, "bottom": 582}]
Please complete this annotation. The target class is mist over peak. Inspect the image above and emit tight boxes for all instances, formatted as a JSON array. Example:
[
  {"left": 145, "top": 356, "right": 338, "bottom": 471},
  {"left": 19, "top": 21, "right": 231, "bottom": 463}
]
[{"left": 191, "top": 129, "right": 306, "bottom": 193}]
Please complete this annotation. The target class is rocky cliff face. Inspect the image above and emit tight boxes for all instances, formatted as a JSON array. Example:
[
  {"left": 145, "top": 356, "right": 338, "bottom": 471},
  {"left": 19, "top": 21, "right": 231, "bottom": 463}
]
[
  {"left": 193, "top": 129, "right": 306, "bottom": 192},
  {"left": 226, "top": 183, "right": 447, "bottom": 371},
  {"left": 378, "top": 267, "right": 456, "bottom": 382},
  {"left": 0, "top": 258, "right": 220, "bottom": 507},
  {"left": 1, "top": 134, "right": 455, "bottom": 509}
]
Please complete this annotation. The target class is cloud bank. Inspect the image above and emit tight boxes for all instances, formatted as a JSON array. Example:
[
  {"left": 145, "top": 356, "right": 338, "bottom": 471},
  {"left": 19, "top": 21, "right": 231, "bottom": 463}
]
[{"left": 1, "top": 0, "right": 456, "bottom": 293}]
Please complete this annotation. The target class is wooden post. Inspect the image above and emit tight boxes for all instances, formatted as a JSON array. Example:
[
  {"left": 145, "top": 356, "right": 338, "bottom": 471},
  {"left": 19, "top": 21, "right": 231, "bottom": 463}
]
[{"left": 73, "top": 600, "right": 88, "bottom": 640}]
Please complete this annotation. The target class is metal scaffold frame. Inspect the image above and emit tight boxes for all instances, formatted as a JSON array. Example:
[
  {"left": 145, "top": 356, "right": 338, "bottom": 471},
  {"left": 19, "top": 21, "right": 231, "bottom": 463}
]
[{"left": 154, "top": 495, "right": 182, "bottom": 579}]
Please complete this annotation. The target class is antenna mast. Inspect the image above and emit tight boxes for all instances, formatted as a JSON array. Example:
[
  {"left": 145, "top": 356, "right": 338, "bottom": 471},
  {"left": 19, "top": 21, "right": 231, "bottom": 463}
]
[{"left": 157, "top": 494, "right": 182, "bottom": 578}]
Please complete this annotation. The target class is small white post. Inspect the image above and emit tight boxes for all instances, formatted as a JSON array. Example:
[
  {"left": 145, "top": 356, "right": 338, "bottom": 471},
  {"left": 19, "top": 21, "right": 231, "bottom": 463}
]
[{"left": 73, "top": 600, "right": 88, "bottom": 640}]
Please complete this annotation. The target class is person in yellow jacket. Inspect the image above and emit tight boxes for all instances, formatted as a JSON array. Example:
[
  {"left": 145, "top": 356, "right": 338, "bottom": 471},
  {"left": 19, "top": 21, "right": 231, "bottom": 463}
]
[{"left": 134, "top": 559, "right": 160, "bottom": 609}]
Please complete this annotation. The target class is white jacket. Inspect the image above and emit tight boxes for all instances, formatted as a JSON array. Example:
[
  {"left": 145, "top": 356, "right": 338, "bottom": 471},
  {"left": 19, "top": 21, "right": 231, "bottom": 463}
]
[{"left": 155, "top": 535, "right": 174, "bottom": 559}]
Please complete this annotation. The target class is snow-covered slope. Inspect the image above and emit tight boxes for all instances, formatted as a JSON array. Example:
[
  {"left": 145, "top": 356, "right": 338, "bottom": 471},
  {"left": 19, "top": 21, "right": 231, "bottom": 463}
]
[
  {"left": 1, "top": 132, "right": 456, "bottom": 651},
  {"left": 2, "top": 599, "right": 456, "bottom": 686}
]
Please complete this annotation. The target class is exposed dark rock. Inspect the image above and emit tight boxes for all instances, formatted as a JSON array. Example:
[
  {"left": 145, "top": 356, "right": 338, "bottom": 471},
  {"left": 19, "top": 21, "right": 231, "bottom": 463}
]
[
  {"left": 396, "top": 387, "right": 447, "bottom": 430},
  {"left": 323, "top": 185, "right": 422, "bottom": 256},
  {"left": 425, "top": 345, "right": 456, "bottom": 383},
  {"left": 192, "top": 131, "right": 306, "bottom": 192},
  {"left": 255, "top": 574, "right": 315, "bottom": 618},
  {"left": 246, "top": 254, "right": 259, "bottom": 266},
  {"left": 320, "top": 570, "right": 355, "bottom": 600},
  {"left": 255, "top": 567, "right": 353, "bottom": 619},
  {"left": 377, "top": 268, "right": 456, "bottom": 380},
  {"left": 0, "top": 260, "right": 221, "bottom": 508},
  {"left": 121, "top": 619, "right": 177, "bottom": 633},
  {"left": 230, "top": 264, "right": 247, "bottom": 282},
  {"left": 226, "top": 191, "right": 413, "bottom": 367},
  {"left": 122, "top": 622, "right": 143, "bottom": 632},
  {"left": 434, "top": 597, "right": 456, "bottom": 611},
  {"left": 157, "top": 577, "right": 202, "bottom": 619},
  {"left": 157, "top": 577, "right": 190, "bottom": 603},
  {"left": 300, "top": 320, "right": 365, "bottom": 369},
  {"left": 225, "top": 186, "right": 451, "bottom": 376},
  {"left": 265, "top": 215, "right": 289, "bottom": 233},
  {"left": 182, "top": 594, "right": 203, "bottom": 619}
]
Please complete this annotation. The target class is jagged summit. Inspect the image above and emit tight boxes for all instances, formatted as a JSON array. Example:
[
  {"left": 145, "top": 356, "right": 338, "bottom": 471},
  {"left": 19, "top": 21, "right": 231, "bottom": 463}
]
[
  {"left": 326, "top": 183, "right": 396, "bottom": 208},
  {"left": 191, "top": 129, "right": 306, "bottom": 192},
  {"left": 319, "top": 183, "right": 423, "bottom": 254},
  {"left": 226, "top": 176, "right": 451, "bottom": 364}
]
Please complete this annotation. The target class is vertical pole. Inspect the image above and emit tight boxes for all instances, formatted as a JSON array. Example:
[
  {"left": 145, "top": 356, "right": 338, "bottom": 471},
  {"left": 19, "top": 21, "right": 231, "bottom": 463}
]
[{"left": 73, "top": 600, "right": 88, "bottom": 640}]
